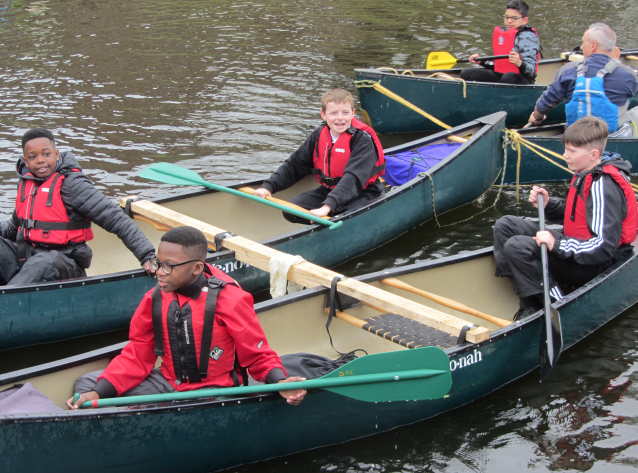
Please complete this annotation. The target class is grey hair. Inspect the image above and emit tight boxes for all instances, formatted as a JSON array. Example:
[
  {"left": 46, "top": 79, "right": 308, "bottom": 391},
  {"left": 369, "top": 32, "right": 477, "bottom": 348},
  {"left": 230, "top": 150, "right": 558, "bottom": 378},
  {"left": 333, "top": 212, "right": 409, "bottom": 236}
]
[{"left": 587, "top": 23, "right": 616, "bottom": 52}]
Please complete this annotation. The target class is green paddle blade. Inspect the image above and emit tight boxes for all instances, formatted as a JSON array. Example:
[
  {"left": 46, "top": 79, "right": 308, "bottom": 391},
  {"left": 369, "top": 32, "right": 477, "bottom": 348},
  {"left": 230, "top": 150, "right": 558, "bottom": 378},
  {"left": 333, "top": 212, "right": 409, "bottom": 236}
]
[
  {"left": 139, "top": 162, "right": 209, "bottom": 187},
  {"left": 426, "top": 51, "right": 457, "bottom": 69},
  {"left": 322, "top": 346, "right": 451, "bottom": 402}
]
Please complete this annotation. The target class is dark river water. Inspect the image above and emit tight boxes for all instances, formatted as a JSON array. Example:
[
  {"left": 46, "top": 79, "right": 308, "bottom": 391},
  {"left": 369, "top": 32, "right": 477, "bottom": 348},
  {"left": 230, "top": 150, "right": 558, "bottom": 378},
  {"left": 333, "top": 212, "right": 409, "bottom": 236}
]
[{"left": 1, "top": 0, "right": 638, "bottom": 471}]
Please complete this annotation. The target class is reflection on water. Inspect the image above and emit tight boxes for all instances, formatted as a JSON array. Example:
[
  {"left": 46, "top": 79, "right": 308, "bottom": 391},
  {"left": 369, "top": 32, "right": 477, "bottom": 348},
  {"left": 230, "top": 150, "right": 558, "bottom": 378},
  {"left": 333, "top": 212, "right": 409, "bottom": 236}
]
[{"left": 1, "top": 0, "right": 638, "bottom": 471}]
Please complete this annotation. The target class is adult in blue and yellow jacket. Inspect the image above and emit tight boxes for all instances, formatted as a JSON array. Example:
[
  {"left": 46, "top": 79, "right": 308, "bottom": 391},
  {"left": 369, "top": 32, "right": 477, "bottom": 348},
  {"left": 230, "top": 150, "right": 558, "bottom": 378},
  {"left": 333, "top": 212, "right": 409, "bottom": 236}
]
[{"left": 530, "top": 23, "right": 638, "bottom": 135}]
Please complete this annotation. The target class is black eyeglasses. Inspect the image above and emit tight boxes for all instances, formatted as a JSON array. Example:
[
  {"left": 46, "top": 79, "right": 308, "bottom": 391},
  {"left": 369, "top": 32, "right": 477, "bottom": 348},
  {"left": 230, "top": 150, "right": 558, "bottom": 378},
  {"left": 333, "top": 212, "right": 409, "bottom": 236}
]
[
  {"left": 150, "top": 258, "right": 200, "bottom": 274},
  {"left": 503, "top": 15, "right": 523, "bottom": 20}
]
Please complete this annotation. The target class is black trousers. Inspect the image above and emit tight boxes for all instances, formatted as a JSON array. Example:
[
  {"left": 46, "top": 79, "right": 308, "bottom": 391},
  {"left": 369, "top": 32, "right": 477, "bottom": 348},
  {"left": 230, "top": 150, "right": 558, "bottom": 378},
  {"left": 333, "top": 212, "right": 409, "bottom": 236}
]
[
  {"left": 0, "top": 238, "right": 86, "bottom": 286},
  {"left": 459, "top": 68, "right": 533, "bottom": 85},
  {"left": 493, "top": 216, "right": 608, "bottom": 298},
  {"left": 74, "top": 368, "right": 176, "bottom": 397},
  {"left": 283, "top": 182, "right": 385, "bottom": 224}
]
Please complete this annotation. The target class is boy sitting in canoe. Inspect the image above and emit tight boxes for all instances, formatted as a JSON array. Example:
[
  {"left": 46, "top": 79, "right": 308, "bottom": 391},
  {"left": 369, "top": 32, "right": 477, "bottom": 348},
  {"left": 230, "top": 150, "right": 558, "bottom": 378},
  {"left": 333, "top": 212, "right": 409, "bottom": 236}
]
[
  {"left": 67, "top": 226, "right": 306, "bottom": 409},
  {"left": 253, "top": 88, "right": 385, "bottom": 223},
  {"left": 460, "top": 1, "right": 541, "bottom": 85},
  {"left": 0, "top": 128, "right": 156, "bottom": 285},
  {"left": 493, "top": 116, "right": 637, "bottom": 320}
]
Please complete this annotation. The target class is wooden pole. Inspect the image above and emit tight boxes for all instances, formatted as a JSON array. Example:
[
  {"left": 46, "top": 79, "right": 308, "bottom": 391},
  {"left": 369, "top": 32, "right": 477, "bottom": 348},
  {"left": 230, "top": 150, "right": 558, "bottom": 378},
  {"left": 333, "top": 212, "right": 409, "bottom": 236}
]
[
  {"left": 238, "top": 187, "right": 330, "bottom": 220},
  {"left": 381, "top": 278, "right": 511, "bottom": 328},
  {"left": 120, "top": 196, "right": 490, "bottom": 343}
]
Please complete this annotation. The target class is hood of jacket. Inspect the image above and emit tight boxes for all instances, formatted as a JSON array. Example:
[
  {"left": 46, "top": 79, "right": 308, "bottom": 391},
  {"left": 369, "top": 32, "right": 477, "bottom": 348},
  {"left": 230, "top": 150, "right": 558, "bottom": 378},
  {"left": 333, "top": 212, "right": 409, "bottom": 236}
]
[
  {"left": 16, "top": 151, "right": 82, "bottom": 181},
  {"left": 600, "top": 151, "right": 632, "bottom": 176}
]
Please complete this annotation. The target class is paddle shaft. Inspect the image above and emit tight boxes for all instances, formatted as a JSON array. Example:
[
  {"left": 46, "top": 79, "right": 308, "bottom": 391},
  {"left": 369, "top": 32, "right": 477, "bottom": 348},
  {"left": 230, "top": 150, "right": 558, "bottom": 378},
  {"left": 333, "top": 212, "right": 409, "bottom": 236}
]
[
  {"left": 367, "top": 83, "right": 467, "bottom": 142},
  {"left": 238, "top": 187, "right": 330, "bottom": 220},
  {"left": 150, "top": 166, "right": 342, "bottom": 230},
  {"left": 78, "top": 368, "right": 447, "bottom": 408},
  {"left": 537, "top": 194, "right": 557, "bottom": 364},
  {"left": 381, "top": 278, "right": 510, "bottom": 328},
  {"left": 459, "top": 54, "right": 509, "bottom": 63}
]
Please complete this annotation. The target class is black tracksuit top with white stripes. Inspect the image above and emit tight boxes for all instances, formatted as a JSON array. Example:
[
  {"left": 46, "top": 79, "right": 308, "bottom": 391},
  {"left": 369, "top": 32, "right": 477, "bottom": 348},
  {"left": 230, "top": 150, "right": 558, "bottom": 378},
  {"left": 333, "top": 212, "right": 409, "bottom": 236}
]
[{"left": 545, "top": 153, "right": 632, "bottom": 267}]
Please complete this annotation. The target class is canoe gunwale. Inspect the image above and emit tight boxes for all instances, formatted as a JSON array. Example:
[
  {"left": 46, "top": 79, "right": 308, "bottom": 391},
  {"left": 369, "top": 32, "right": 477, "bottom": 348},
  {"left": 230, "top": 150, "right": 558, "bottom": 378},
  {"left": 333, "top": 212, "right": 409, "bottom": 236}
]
[
  {"left": 362, "top": 57, "right": 566, "bottom": 79},
  {"left": 514, "top": 123, "right": 638, "bottom": 143},
  {"left": 354, "top": 58, "right": 566, "bottom": 89},
  {"left": 0, "top": 114, "right": 505, "bottom": 297},
  {"left": 355, "top": 69, "right": 557, "bottom": 91}
]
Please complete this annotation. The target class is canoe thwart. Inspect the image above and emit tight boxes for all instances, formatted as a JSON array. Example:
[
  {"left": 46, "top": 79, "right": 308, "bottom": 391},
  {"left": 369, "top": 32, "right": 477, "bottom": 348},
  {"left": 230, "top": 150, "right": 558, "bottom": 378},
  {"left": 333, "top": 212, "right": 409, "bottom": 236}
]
[
  {"left": 119, "top": 196, "right": 173, "bottom": 231},
  {"left": 326, "top": 308, "right": 458, "bottom": 349},
  {"left": 119, "top": 198, "right": 490, "bottom": 343}
]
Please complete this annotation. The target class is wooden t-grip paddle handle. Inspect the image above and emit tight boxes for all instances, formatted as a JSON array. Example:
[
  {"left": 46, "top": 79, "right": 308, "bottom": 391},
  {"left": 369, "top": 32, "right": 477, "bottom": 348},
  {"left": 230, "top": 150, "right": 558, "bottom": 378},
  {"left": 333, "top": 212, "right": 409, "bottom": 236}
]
[{"left": 381, "top": 278, "right": 511, "bottom": 328}]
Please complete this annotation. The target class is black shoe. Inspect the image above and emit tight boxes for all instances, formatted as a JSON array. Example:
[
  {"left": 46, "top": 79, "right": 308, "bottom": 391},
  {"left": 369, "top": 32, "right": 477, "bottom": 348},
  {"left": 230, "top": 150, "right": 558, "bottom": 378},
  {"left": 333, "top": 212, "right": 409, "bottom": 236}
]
[
  {"left": 513, "top": 296, "right": 543, "bottom": 322},
  {"left": 513, "top": 306, "right": 537, "bottom": 322}
]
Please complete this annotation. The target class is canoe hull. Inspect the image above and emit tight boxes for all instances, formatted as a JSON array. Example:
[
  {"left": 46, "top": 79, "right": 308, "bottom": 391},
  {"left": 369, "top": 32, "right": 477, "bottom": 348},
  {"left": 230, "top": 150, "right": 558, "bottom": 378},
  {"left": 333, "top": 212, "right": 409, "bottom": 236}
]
[
  {"left": 504, "top": 128, "right": 638, "bottom": 184},
  {"left": 355, "top": 66, "right": 566, "bottom": 133},
  {"left": 355, "top": 63, "right": 638, "bottom": 134},
  {"left": 2, "top": 247, "right": 637, "bottom": 472},
  {"left": 0, "top": 114, "right": 507, "bottom": 351}
]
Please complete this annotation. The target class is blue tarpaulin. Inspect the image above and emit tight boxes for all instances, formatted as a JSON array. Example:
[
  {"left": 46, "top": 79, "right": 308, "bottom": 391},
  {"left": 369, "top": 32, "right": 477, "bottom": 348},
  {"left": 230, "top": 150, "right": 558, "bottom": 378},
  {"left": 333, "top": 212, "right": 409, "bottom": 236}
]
[{"left": 383, "top": 142, "right": 461, "bottom": 187}]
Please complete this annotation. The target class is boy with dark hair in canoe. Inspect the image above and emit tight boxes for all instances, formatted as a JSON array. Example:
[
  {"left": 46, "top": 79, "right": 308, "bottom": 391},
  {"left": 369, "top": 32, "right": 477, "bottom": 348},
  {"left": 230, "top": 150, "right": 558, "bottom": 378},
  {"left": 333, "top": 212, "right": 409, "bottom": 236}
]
[
  {"left": 67, "top": 226, "right": 306, "bottom": 409},
  {"left": 493, "top": 116, "right": 637, "bottom": 320},
  {"left": 460, "top": 1, "right": 541, "bottom": 85},
  {"left": 529, "top": 23, "right": 638, "bottom": 136},
  {"left": 253, "top": 88, "right": 385, "bottom": 223},
  {"left": 0, "top": 128, "right": 156, "bottom": 285}
]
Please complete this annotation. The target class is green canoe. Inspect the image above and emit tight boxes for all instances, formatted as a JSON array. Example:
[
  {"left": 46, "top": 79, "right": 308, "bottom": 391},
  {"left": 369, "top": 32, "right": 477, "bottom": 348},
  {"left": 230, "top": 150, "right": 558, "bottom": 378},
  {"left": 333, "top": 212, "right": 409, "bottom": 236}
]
[
  {"left": 355, "top": 57, "right": 638, "bottom": 134},
  {"left": 503, "top": 123, "right": 638, "bottom": 184},
  {"left": 0, "top": 113, "right": 506, "bottom": 351},
  {"left": 2, "top": 243, "right": 637, "bottom": 472}
]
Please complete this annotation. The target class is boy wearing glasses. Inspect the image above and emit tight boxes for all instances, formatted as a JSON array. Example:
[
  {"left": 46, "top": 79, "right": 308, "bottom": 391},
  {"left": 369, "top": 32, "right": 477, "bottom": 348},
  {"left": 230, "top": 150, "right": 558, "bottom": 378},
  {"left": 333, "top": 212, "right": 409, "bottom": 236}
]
[
  {"left": 0, "top": 128, "right": 156, "bottom": 285},
  {"left": 67, "top": 226, "right": 306, "bottom": 409},
  {"left": 460, "top": 1, "right": 541, "bottom": 85}
]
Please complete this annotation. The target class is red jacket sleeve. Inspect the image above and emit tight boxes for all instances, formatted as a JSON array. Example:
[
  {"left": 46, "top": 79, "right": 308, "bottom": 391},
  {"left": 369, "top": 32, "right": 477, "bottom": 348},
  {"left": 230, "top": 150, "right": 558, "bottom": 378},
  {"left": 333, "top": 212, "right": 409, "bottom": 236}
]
[
  {"left": 215, "top": 285, "right": 286, "bottom": 383},
  {"left": 98, "top": 291, "right": 158, "bottom": 395}
]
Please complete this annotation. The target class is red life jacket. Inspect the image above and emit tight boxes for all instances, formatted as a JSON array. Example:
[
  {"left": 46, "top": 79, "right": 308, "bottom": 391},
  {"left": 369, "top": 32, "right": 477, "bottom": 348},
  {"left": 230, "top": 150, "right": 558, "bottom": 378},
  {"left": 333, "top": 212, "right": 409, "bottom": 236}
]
[
  {"left": 15, "top": 170, "right": 93, "bottom": 246},
  {"left": 563, "top": 164, "right": 638, "bottom": 245},
  {"left": 492, "top": 26, "right": 539, "bottom": 75},
  {"left": 311, "top": 117, "right": 385, "bottom": 190},
  {"left": 150, "top": 266, "right": 244, "bottom": 388}
]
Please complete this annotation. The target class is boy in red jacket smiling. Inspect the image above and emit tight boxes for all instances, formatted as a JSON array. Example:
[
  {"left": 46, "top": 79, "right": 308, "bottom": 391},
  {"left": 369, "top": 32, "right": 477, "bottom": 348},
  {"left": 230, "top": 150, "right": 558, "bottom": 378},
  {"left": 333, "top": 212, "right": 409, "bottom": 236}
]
[{"left": 67, "top": 226, "right": 305, "bottom": 409}]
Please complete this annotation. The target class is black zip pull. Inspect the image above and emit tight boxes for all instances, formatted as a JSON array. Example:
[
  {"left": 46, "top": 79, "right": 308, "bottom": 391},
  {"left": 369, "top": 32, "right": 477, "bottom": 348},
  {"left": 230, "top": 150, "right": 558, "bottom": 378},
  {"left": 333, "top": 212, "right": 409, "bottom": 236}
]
[{"left": 174, "top": 309, "right": 181, "bottom": 324}]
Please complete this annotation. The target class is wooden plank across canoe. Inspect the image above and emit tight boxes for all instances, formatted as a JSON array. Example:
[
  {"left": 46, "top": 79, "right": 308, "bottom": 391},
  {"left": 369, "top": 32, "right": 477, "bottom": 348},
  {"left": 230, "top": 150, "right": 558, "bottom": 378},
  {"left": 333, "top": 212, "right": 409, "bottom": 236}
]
[{"left": 121, "top": 197, "right": 490, "bottom": 343}]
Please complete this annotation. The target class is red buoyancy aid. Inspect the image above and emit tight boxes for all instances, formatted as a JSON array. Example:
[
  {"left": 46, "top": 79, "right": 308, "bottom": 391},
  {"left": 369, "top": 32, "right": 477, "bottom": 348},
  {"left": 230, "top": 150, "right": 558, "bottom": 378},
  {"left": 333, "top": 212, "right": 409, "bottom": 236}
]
[
  {"left": 492, "top": 26, "right": 539, "bottom": 75},
  {"left": 563, "top": 165, "right": 638, "bottom": 245},
  {"left": 147, "top": 265, "right": 283, "bottom": 391},
  {"left": 312, "top": 117, "right": 385, "bottom": 190},
  {"left": 15, "top": 170, "right": 93, "bottom": 246}
]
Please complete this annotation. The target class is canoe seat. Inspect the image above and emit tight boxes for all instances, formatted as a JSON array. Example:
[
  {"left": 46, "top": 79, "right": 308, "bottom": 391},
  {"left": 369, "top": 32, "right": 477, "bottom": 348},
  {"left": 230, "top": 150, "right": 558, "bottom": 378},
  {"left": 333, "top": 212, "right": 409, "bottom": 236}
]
[{"left": 362, "top": 312, "right": 457, "bottom": 349}]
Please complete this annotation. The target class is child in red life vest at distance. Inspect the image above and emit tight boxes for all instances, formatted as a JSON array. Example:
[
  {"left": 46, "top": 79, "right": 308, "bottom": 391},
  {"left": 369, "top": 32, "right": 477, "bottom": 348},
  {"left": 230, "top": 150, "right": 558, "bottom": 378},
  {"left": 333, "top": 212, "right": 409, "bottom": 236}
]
[
  {"left": 460, "top": 0, "right": 541, "bottom": 85},
  {"left": 253, "top": 88, "right": 385, "bottom": 224},
  {"left": 493, "top": 117, "right": 637, "bottom": 321},
  {"left": 67, "top": 226, "right": 306, "bottom": 410},
  {"left": 0, "top": 128, "right": 156, "bottom": 286}
]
